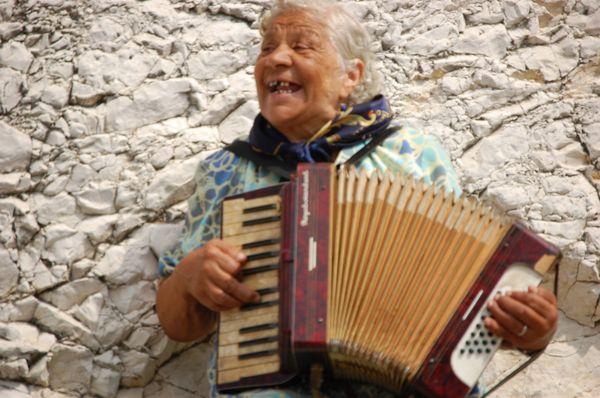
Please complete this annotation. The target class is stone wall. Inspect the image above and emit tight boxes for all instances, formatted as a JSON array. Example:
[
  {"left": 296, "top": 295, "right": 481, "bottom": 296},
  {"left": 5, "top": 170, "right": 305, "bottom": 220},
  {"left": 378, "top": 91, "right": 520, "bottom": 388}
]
[{"left": 0, "top": 0, "right": 598, "bottom": 397}]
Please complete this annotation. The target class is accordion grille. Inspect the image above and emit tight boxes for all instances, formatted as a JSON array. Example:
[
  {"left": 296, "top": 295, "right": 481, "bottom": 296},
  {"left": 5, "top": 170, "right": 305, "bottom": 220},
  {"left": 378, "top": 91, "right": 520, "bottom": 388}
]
[{"left": 327, "top": 168, "right": 510, "bottom": 392}]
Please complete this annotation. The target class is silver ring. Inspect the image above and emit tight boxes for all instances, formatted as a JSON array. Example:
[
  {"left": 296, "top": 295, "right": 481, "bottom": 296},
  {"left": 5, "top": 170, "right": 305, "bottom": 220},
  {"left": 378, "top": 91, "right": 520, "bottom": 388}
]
[{"left": 517, "top": 324, "right": 528, "bottom": 337}]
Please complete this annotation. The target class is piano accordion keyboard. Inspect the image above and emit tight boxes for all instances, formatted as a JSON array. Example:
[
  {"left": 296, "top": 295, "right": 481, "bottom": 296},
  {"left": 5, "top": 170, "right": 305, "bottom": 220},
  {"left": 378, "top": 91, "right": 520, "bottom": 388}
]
[{"left": 218, "top": 194, "right": 283, "bottom": 385}]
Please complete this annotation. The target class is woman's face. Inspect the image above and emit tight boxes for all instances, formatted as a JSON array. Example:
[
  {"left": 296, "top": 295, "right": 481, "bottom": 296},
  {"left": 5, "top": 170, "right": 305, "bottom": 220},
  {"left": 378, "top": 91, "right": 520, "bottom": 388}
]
[{"left": 254, "top": 11, "right": 360, "bottom": 142}]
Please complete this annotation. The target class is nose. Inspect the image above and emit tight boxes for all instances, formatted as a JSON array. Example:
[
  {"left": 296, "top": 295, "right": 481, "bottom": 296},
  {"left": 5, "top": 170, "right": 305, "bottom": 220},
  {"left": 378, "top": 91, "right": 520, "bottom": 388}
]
[{"left": 265, "top": 44, "right": 293, "bottom": 67}]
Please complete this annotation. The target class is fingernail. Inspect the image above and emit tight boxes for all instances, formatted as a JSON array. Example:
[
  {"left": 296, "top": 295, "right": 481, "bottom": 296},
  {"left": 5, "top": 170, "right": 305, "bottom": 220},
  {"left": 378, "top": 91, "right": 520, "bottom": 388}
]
[
  {"left": 529, "top": 286, "right": 538, "bottom": 293},
  {"left": 237, "top": 252, "right": 246, "bottom": 262},
  {"left": 253, "top": 294, "right": 261, "bottom": 303}
]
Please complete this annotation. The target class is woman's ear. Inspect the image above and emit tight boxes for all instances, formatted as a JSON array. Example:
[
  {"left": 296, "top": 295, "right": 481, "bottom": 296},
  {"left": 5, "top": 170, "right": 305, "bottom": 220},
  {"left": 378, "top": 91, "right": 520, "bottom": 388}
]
[{"left": 340, "top": 58, "right": 365, "bottom": 101}]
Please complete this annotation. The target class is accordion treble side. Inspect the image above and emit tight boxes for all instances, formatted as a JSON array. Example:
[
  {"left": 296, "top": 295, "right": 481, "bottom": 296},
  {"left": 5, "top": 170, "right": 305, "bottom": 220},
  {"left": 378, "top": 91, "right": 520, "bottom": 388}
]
[{"left": 216, "top": 163, "right": 561, "bottom": 397}]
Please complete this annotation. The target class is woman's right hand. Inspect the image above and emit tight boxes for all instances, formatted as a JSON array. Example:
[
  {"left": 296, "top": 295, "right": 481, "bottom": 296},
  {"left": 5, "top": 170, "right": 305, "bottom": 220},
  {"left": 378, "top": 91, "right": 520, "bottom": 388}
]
[{"left": 172, "top": 239, "right": 260, "bottom": 312}]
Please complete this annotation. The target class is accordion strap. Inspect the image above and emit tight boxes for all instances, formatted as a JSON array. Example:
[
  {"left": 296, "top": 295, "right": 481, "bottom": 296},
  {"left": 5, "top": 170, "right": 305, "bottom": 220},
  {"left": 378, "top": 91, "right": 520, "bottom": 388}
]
[{"left": 224, "top": 126, "right": 402, "bottom": 178}]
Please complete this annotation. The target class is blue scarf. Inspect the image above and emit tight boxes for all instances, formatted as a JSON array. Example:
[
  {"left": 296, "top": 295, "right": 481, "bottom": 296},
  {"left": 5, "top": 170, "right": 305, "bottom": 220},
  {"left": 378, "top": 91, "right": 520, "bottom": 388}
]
[{"left": 248, "top": 95, "right": 392, "bottom": 164}]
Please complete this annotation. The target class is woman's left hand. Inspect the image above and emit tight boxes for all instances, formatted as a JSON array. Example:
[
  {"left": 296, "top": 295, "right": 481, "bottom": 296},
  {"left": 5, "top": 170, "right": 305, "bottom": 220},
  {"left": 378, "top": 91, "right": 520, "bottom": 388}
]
[{"left": 484, "top": 286, "right": 558, "bottom": 352}]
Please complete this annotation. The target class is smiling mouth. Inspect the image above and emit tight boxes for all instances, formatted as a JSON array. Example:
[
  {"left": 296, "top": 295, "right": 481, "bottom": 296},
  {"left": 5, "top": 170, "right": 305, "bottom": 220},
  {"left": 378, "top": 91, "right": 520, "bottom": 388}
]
[{"left": 268, "top": 81, "right": 302, "bottom": 94}]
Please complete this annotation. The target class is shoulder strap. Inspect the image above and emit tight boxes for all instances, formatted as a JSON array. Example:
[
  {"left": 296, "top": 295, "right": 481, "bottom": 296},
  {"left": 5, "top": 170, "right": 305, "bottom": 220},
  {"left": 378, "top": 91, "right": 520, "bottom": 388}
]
[
  {"left": 224, "top": 140, "right": 294, "bottom": 180},
  {"left": 344, "top": 125, "right": 402, "bottom": 166}
]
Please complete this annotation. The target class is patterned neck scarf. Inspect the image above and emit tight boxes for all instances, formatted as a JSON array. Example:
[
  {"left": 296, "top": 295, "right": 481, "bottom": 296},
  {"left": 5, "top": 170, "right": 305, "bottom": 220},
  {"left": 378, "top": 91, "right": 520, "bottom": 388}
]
[{"left": 248, "top": 95, "right": 392, "bottom": 164}]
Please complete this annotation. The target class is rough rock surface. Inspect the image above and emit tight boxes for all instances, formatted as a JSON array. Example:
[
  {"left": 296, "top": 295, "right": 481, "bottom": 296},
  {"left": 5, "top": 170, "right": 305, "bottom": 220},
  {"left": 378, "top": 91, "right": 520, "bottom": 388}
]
[{"left": 0, "top": 0, "right": 599, "bottom": 397}]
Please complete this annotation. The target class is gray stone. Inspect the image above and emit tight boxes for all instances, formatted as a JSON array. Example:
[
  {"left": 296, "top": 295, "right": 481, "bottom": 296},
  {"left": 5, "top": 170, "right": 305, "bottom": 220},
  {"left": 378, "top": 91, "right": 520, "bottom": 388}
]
[
  {"left": 586, "top": 227, "right": 600, "bottom": 254},
  {"left": 452, "top": 24, "right": 511, "bottom": 58},
  {"left": 40, "top": 278, "right": 106, "bottom": 311},
  {"left": 0, "top": 42, "right": 33, "bottom": 72},
  {"left": 582, "top": 123, "right": 600, "bottom": 162},
  {"left": 77, "top": 214, "right": 118, "bottom": 244},
  {"left": 503, "top": 0, "right": 529, "bottom": 27},
  {"left": 0, "top": 246, "right": 19, "bottom": 299},
  {"left": 585, "top": 9, "right": 600, "bottom": 35},
  {"left": 0, "top": 121, "right": 31, "bottom": 173},
  {"left": 94, "top": 305, "right": 133, "bottom": 348},
  {"left": 40, "top": 85, "right": 69, "bottom": 109},
  {"left": 44, "top": 224, "right": 93, "bottom": 265},
  {"left": 90, "top": 366, "right": 120, "bottom": 398},
  {"left": 188, "top": 50, "right": 246, "bottom": 80},
  {"left": 29, "top": 192, "right": 77, "bottom": 226},
  {"left": 0, "top": 67, "right": 25, "bottom": 114},
  {"left": 106, "top": 79, "right": 194, "bottom": 132},
  {"left": 119, "top": 350, "right": 157, "bottom": 387},
  {"left": 33, "top": 303, "right": 99, "bottom": 351},
  {"left": 0, "top": 359, "right": 28, "bottom": 380},
  {"left": 0, "top": 23, "right": 22, "bottom": 41},
  {"left": 134, "top": 33, "right": 173, "bottom": 56},
  {"left": 405, "top": 23, "right": 458, "bottom": 56},
  {"left": 219, "top": 100, "right": 259, "bottom": 144},
  {"left": 150, "top": 146, "right": 174, "bottom": 169},
  {"left": 75, "top": 184, "right": 117, "bottom": 215},
  {"left": 0, "top": 173, "right": 31, "bottom": 195},
  {"left": 529, "top": 220, "right": 586, "bottom": 242},
  {"left": 109, "top": 281, "right": 155, "bottom": 320},
  {"left": 0, "top": 296, "right": 38, "bottom": 323},
  {"left": 87, "top": 16, "right": 132, "bottom": 47},
  {"left": 94, "top": 245, "right": 158, "bottom": 285},
  {"left": 70, "top": 82, "right": 105, "bottom": 107},
  {"left": 516, "top": 39, "right": 580, "bottom": 81},
  {"left": 70, "top": 292, "right": 104, "bottom": 331},
  {"left": 155, "top": 343, "right": 211, "bottom": 393},
  {"left": 144, "top": 153, "right": 203, "bottom": 211},
  {"left": 48, "top": 344, "right": 93, "bottom": 395},
  {"left": 26, "top": 355, "right": 50, "bottom": 387}
]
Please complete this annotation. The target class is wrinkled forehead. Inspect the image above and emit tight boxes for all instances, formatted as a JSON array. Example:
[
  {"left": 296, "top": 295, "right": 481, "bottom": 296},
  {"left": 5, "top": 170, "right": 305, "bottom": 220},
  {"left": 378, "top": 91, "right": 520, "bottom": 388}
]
[{"left": 262, "top": 11, "right": 328, "bottom": 42}]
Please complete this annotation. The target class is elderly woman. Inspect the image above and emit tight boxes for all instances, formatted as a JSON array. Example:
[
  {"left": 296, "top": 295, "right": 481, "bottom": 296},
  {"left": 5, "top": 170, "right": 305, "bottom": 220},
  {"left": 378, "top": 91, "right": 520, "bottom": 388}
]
[{"left": 156, "top": 0, "right": 558, "bottom": 396}]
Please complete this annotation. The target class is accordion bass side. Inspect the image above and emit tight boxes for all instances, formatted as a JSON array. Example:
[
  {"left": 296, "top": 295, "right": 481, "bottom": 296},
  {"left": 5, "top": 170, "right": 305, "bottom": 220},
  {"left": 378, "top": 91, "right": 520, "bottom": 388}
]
[{"left": 217, "top": 163, "right": 561, "bottom": 397}]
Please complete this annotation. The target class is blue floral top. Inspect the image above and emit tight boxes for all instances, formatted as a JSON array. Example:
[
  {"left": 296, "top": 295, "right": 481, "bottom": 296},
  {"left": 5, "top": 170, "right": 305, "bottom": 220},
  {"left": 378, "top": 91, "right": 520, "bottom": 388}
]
[{"left": 158, "top": 125, "right": 476, "bottom": 397}]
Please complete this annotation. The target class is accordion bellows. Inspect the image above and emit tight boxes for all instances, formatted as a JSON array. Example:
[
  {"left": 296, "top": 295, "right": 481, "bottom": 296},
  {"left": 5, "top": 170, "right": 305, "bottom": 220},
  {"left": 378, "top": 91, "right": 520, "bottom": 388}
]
[{"left": 217, "top": 163, "right": 560, "bottom": 397}]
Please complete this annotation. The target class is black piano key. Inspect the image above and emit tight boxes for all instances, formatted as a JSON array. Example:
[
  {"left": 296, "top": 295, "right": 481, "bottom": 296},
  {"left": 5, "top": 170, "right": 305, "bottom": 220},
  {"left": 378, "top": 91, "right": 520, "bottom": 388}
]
[
  {"left": 255, "top": 287, "right": 278, "bottom": 296},
  {"left": 239, "top": 322, "right": 279, "bottom": 334},
  {"left": 242, "top": 216, "right": 281, "bottom": 227},
  {"left": 239, "top": 335, "right": 278, "bottom": 348},
  {"left": 242, "top": 238, "right": 281, "bottom": 250},
  {"left": 241, "top": 299, "right": 279, "bottom": 311},
  {"left": 238, "top": 349, "right": 279, "bottom": 361},
  {"left": 242, "top": 264, "right": 279, "bottom": 276},
  {"left": 246, "top": 251, "right": 280, "bottom": 262},
  {"left": 243, "top": 204, "right": 278, "bottom": 214}
]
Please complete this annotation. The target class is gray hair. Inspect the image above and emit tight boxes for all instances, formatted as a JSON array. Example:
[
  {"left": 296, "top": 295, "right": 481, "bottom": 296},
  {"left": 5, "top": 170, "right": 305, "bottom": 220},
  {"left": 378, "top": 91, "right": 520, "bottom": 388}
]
[{"left": 259, "top": 0, "right": 382, "bottom": 105}]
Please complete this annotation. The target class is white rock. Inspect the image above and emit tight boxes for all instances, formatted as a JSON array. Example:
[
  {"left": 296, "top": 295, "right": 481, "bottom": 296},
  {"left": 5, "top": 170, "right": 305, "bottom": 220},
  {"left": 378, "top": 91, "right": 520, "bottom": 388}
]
[
  {"left": 48, "top": 344, "right": 93, "bottom": 395},
  {"left": 0, "top": 246, "right": 19, "bottom": 299},
  {"left": 116, "top": 388, "right": 144, "bottom": 398},
  {"left": 218, "top": 100, "right": 259, "bottom": 143},
  {"left": 44, "top": 224, "right": 93, "bottom": 265},
  {"left": 26, "top": 355, "right": 49, "bottom": 387},
  {"left": 0, "top": 359, "right": 28, "bottom": 380},
  {"left": 586, "top": 227, "right": 600, "bottom": 253},
  {"left": 134, "top": 33, "right": 173, "bottom": 56},
  {"left": 90, "top": 366, "right": 120, "bottom": 398},
  {"left": 180, "top": 126, "right": 220, "bottom": 144},
  {"left": 485, "top": 183, "right": 538, "bottom": 211},
  {"left": 0, "top": 68, "right": 25, "bottom": 114},
  {"left": 29, "top": 192, "right": 77, "bottom": 226},
  {"left": 155, "top": 343, "right": 211, "bottom": 393},
  {"left": 30, "top": 262, "right": 63, "bottom": 293},
  {"left": 561, "top": 282, "right": 600, "bottom": 327},
  {"left": 75, "top": 183, "right": 117, "bottom": 215},
  {"left": 70, "top": 292, "right": 104, "bottom": 331},
  {"left": 541, "top": 196, "right": 588, "bottom": 220},
  {"left": 77, "top": 215, "right": 118, "bottom": 244},
  {"left": 0, "top": 42, "right": 33, "bottom": 72},
  {"left": 94, "top": 245, "right": 158, "bottom": 285},
  {"left": 123, "top": 327, "right": 154, "bottom": 350},
  {"left": 87, "top": 16, "right": 132, "bottom": 47},
  {"left": 65, "top": 164, "right": 97, "bottom": 192},
  {"left": 529, "top": 220, "right": 586, "bottom": 241},
  {"left": 405, "top": 23, "right": 458, "bottom": 56},
  {"left": 0, "top": 121, "right": 32, "bottom": 173},
  {"left": 516, "top": 39, "right": 580, "bottom": 81},
  {"left": 144, "top": 153, "right": 203, "bottom": 211},
  {"left": 0, "top": 22, "right": 22, "bottom": 41},
  {"left": 109, "top": 281, "right": 155, "bottom": 320},
  {"left": 150, "top": 146, "right": 174, "bottom": 169},
  {"left": 195, "top": 19, "right": 258, "bottom": 47},
  {"left": 503, "top": 0, "right": 529, "bottom": 27},
  {"left": 33, "top": 303, "right": 99, "bottom": 351},
  {"left": 585, "top": 9, "right": 600, "bottom": 35},
  {"left": 70, "top": 82, "right": 105, "bottom": 107},
  {"left": 466, "top": 1, "right": 504, "bottom": 24},
  {"left": 119, "top": 350, "right": 157, "bottom": 387},
  {"left": 460, "top": 124, "right": 529, "bottom": 187},
  {"left": 196, "top": 72, "right": 255, "bottom": 125},
  {"left": 580, "top": 37, "right": 600, "bottom": 60},
  {"left": 77, "top": 49, "right": 156, "bottom": 93},
  {"left": 582, "top": 123, "right": 600, "bottom": 162},
  {"left": 188, "top": 50, "right": 248, "bottom": 81},
  {"left": 40, "top": 278, "right": 105, "bottom": 311},
  {"left": 40, "top": 85, "right": 69, "bottom": 109},
  {"left": 132, "top": 222, "right": 184, "bottom": 259},
  {"left": 0, "top": 296, "right": 38, "bottom": 322},
  {"left": 0, "top": 380, "right": 30, "bottom": 398},
  {"left": 452, "top": 24, "right": 511, "bottom": 58},
  {"left": 94, "top": 306, "right": 133, "bottom": 348},
  {"left": 106, "top": 79, "right": 194, "bottom": 132},
  {"left": 0, "top": 172, "right": 31, "bottom": 195}
]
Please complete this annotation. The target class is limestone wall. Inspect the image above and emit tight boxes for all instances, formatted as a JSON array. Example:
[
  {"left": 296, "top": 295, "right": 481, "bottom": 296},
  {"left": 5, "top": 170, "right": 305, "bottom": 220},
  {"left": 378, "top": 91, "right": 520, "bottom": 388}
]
[{"left": 0, "top": 0, "right": 598, "bottom": 397}]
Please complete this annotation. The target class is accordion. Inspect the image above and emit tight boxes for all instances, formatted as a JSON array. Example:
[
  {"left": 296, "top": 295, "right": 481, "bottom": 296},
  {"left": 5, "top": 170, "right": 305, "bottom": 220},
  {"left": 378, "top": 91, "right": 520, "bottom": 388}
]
[{"left": 217, "top": 163, "right": 560, "bottom": 397}]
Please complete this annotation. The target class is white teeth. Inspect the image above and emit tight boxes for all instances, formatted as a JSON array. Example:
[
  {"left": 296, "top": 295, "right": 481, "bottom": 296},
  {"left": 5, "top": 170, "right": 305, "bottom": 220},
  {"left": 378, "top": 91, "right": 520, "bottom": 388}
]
[
  {"left": 275, "top": 89, "right": 292, "bottom": 94},
  {"left": 268, "top": 81, "right": 292, "bottom": 88}
]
